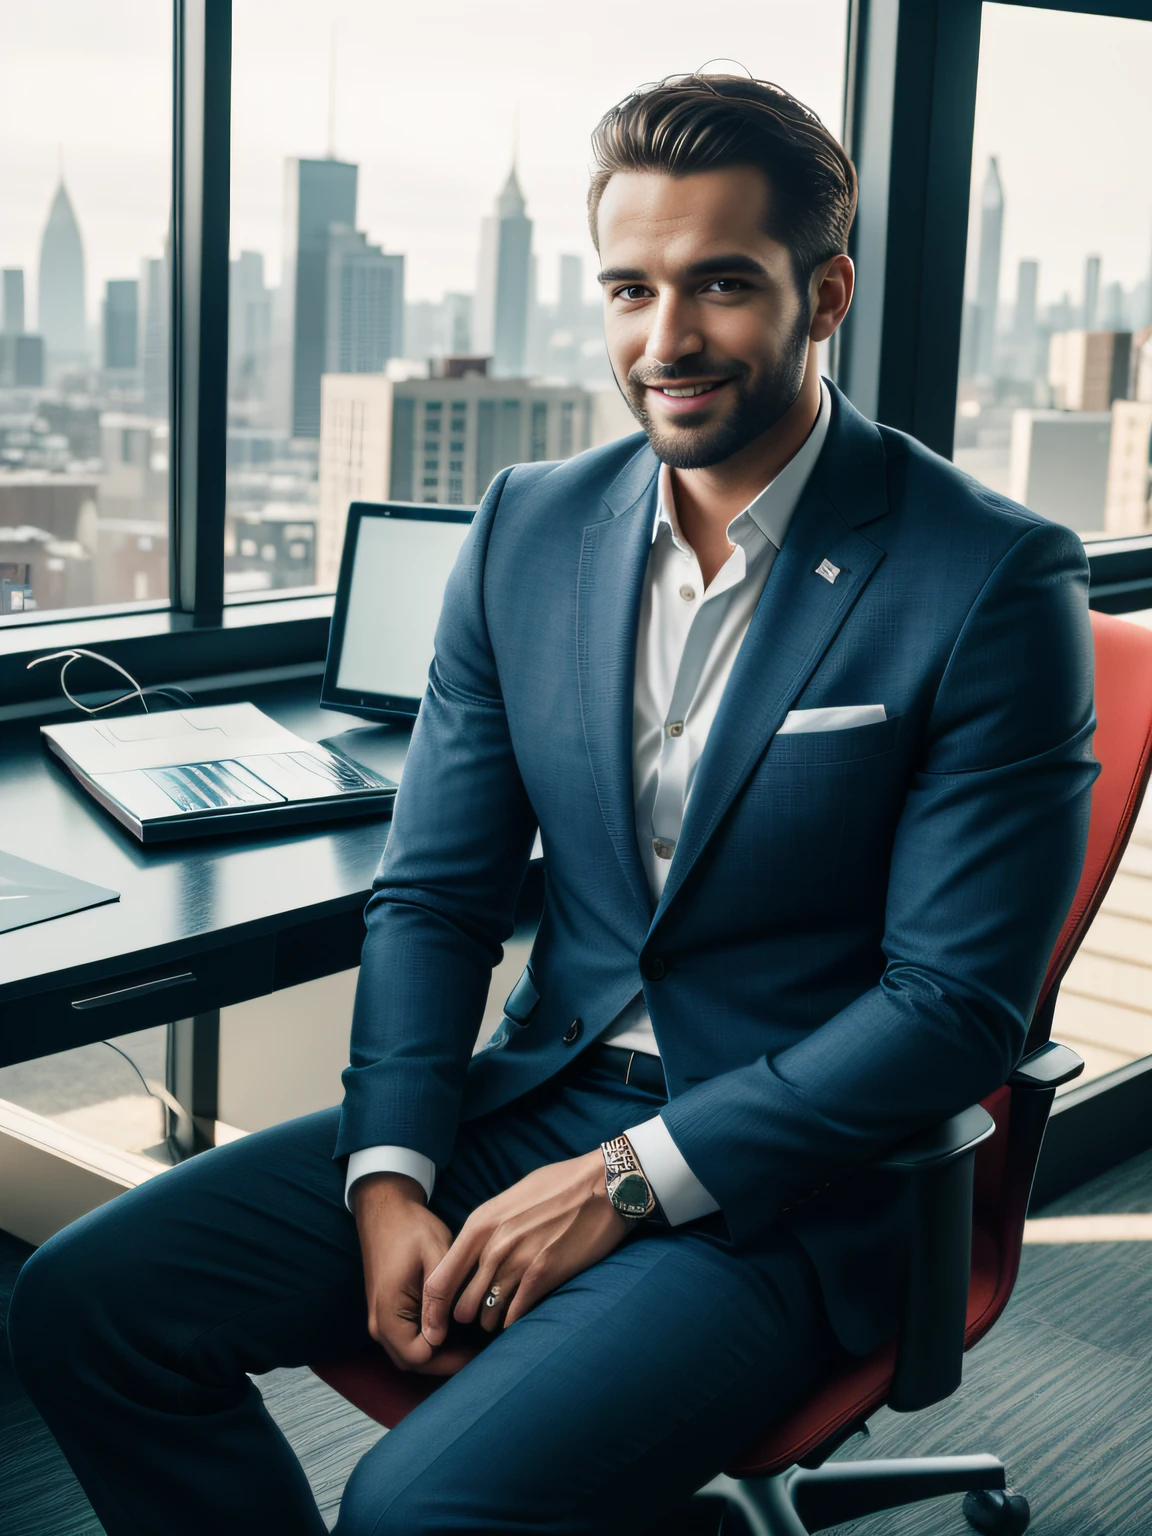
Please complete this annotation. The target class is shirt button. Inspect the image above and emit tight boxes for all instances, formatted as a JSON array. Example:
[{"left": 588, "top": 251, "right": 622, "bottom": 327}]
[
  {"left": 652, "top": 837, "right": 676, "bottom": 860},
  {"left": 679, "top": 584, "right": 696, "bottom": 602},
  {"left": 562, "top": 1017, "right": 583, "bottom": 1045},
  {"left": 666, "top": 721, "right": 684, "bottom": 738}
]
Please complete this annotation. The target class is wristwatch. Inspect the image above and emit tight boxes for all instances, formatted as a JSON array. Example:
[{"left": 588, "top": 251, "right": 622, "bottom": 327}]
[{"left": 601, "top": 1134, "right": 657, "bottom": 1221}]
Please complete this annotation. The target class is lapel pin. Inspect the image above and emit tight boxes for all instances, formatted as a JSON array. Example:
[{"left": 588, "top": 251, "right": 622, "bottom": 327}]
[{"left": 815, "top": 558, "right": 841, "bottom": 585}]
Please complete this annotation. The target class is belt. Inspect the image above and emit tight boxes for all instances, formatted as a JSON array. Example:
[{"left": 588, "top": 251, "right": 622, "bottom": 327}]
[{"left": 588, "top": 1042, "right": 667, "bottom": 1098}]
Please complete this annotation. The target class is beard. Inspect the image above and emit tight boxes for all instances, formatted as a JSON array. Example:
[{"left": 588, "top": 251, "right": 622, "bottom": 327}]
[{"left": 620, "top": 310, "right": 812, "bottom": 470}]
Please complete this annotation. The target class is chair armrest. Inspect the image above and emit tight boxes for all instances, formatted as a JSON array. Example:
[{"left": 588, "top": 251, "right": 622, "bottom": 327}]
[
  {"left": 1008, "top": 1040, "right": 1084, "bottom": 1091},
  {"left": 876, "top": 1105, "right": 995, "bottom": 1172},
  {"left": 877, "top": 1107, "right": 994, "bottom": 1414}
]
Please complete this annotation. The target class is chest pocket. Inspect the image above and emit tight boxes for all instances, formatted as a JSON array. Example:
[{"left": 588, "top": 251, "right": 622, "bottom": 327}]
[{"left": 765, "top": 713, "right": 901, "bottom": 766}]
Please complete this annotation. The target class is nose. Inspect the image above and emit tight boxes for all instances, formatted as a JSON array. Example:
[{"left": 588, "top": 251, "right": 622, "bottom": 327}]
[{"left": 644, "top": 292, "right": 704, "bottom": 372}]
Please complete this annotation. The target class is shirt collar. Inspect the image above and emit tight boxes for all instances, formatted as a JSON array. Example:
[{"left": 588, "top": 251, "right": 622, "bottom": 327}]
[{"left": 652, "top": 377, "right": 832, "bottom": 551}]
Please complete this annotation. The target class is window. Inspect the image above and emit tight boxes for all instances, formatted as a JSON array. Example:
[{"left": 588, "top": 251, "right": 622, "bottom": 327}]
[
  {"left": 954, "top": 4, "right": 1152, "bottom": 542},
  {"left": 0, "top": 4, "right": 172, "bottom": 621},
  {"left": 228, "top": 0, "right": 846, "bottom": 594}
]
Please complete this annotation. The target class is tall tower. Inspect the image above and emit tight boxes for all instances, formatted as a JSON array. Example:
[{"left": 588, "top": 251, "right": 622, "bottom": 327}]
[
  {"left": 277, "top": 157, "right": 358, "bottom": 438},
  {"left": 140, "top": 252, "right": 169, "bottom": 420},
  {"left": 1013, "top": 258, "right": 1039, "bottom": 379},
  {"left": 38, "top": 179, "right": 87, "bottom": 362},
  {"left": 324, "top": 226, "right": 405, "bottom": 373},
  {"left": 2, "top": 269, "right": 25, "bottom": 335},
  {"left": 1083, "top": 254, "right": 1102, "bottom": 330},
  {"left": 558, "top": 254, "right": 583, "bottom": 328},
  {"left": 973, "top": 156, "right": 1004, "bottom": 378},
  {"left": 474, "top": 166, "right": 533, "bottom": 377},
  {"left": 102, "top": 279, "right": 139, "bottom": 370}
]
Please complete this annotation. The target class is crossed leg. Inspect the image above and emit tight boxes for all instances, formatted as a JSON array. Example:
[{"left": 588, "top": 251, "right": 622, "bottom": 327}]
[{"left": 8, "top": 1069, "right": 841, "bottom": 1535}]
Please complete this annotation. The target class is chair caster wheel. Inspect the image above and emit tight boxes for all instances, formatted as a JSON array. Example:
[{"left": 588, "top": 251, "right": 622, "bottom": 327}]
[{"left": 963, "top": 1487, "right": 1031, "bottom": 1535}]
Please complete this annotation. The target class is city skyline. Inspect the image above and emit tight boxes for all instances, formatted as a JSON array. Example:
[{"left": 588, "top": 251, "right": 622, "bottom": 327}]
[{"left": 1, "top": 1, "right": 847, "bottom": 319}]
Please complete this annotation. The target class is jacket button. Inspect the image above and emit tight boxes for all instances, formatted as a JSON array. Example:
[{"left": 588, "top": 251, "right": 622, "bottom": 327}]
[
  {"left": 645, "top": 956, "right": 667, "bottom": 981},
  {"left": 563, "top": 1017, "right": 582, "bottom": 1045}
]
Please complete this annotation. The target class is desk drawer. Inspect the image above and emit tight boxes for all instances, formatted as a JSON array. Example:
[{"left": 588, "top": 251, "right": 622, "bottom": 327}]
[{"left": 0, "top": 935, "right": 276, "bottom": 1066}]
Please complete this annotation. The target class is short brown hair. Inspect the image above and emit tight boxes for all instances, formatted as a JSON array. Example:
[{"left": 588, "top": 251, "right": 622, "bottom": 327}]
[{"left": 588, "top": 73, "right": 858, "bottom": 288}]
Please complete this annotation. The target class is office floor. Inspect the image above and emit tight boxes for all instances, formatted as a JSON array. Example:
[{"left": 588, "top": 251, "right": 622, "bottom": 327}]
[{"left": 2, "top": 1149, "right": 1152, "bottom": 1534}]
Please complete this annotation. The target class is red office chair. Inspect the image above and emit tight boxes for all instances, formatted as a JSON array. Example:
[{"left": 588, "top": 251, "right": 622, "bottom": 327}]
[{"left": 314, "top": 610, "right": 1152, "bottom": 1536}]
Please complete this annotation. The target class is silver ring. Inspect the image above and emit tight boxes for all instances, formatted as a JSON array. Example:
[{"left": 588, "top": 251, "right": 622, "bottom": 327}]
[{"left": 484, "top": 1285, "right": 501, "bottom": 1309}]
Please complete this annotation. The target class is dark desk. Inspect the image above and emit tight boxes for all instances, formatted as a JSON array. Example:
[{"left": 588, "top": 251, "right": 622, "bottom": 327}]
[{"left": 0, "top": 679, "right": 410, "bottom": 1098}]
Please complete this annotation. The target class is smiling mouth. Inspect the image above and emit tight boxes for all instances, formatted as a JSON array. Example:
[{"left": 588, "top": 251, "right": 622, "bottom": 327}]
[{"left": 649, "top": 380, "right": 729, "bottom": 400}]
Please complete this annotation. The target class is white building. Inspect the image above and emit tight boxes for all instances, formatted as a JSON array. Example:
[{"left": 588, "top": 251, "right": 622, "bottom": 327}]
[
  {"left": 1104, "top": 400, "right": 1152, "bottom": 536},
  {"left": 317, "top": 366, "right": 637, "bottom": 589},
  {"left": 1009, "top": 408, "right": 1112, "bottom": 534}
]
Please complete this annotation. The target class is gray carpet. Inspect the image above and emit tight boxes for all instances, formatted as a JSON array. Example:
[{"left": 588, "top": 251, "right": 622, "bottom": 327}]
[{"left": 2, "top": 1150, "right": 1151, "bottom": 1534}]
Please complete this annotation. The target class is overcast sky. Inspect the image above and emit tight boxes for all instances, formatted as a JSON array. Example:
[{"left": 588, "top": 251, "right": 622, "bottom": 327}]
[
  {"left": 968, "top": 4, "right": 1152, "bottom": 310},
  {"left": 1, "top": 1, "right": 1148, "bottom": 331}
]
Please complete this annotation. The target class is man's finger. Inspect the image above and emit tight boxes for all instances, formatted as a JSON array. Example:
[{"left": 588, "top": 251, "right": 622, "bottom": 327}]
[
  {"left": 454, "top": 1237, "right": 519, "bottom": 1326},
  {"left": 422, "top": 1228, "right": 484, "bottom": 1344},
  {"left": 503, "top": 1251, "right": 560, "bottom": 1327}
]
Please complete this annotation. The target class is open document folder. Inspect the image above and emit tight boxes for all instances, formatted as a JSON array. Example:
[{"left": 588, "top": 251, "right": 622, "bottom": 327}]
[{"left": 41, "top": 703, "right": 397, "bottom": 844}]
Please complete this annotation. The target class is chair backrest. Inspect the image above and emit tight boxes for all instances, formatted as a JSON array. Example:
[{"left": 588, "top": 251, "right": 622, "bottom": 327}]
[
  {"left": 970, "top": 608, "right": 1152, "bottom": 1328},
  {"left": 1033, "top": 609, "right": 1152, "bottom": 1035}
]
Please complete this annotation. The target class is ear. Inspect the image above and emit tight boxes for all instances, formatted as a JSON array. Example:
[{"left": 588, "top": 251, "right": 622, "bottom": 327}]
[{"left": 809, "top": 254, "right": 854, "bottom": 343}]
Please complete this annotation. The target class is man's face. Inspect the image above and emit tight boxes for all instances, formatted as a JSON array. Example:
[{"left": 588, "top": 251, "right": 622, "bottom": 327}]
[{"left": 596, "top": 166, "right": 813, "bottom": 468}]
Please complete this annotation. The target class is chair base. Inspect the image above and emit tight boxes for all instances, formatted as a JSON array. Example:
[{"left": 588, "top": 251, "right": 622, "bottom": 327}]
[{"left": 697, "top": 1453, "right": 1010, "bottom": 1535}]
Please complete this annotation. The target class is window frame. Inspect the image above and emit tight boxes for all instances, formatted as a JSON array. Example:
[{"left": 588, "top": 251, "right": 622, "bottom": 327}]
[
  {"left": 4, "top": 0, "right": 1151, "bottom": 720},
  {"left": 838, "top": 0, "right": 1152, "bottom": 610}
]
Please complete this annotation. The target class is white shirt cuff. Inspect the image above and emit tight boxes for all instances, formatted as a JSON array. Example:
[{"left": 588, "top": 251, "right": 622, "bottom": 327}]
[
  {"left": 625, "top": 1116, "right": 720, "bottom": 1226},
  {"left": 344, "top": 1146, "right": 437, "bottom": 1212}
]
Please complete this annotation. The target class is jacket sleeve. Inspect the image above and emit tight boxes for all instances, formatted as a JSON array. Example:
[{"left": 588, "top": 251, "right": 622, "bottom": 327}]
[
  {"left": 334, "top": 467, "right": 539, "bottom": 1167},
  {"left": 659, "top": 519, "right": 1100, "bottom": 1247}
]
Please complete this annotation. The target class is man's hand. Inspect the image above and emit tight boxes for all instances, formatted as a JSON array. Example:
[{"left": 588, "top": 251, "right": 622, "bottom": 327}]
[
  {"left": 422, "top": 1150, "right": 630, "bottom": 1343},
  {"left": 352, "top": 1172, "right": 478, "bottom": 1376}
]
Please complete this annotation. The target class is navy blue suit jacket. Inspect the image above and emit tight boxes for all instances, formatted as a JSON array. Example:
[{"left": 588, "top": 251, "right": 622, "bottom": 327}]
[{"left": 336, "top": 383, "right": 1097, "bottom": 1353}]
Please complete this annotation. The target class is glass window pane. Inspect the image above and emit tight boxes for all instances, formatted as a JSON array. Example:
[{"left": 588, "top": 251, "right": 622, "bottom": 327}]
[
  {"left": 227, "top": 0, "right": 847, "bottom": 597},
  {"left": 955, "top": 4, "right": 1152, "bottom": 542},
  {"left": 0, "top": 4, "right": 172, "bottom": 621}
]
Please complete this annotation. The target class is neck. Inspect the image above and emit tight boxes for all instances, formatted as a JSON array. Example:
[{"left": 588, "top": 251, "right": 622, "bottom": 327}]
[{"left": 669, "top": 345, "right": 822, "bottom": 544}]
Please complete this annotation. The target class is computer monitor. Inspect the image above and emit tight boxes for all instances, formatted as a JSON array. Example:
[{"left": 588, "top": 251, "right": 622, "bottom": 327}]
[{"left": 321, "top": 501, "right": 475, "bottom": 723}]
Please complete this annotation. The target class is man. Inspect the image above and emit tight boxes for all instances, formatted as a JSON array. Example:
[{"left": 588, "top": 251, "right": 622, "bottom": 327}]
[{"left": 8, "top": 74, "right": 1096, "bottom": 1534}]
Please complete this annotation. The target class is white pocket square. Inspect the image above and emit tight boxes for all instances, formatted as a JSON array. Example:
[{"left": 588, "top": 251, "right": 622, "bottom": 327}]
[{"left": 777, "top": 705, "right": 887, "bottom": 735}]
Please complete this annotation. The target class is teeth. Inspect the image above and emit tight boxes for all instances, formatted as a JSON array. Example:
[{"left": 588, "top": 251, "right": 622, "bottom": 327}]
[{"left": 661, "top": 383, "right": 716, "bottom": 398}]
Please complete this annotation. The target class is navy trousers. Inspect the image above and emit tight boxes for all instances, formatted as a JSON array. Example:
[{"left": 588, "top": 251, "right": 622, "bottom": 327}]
[{"left": 8, "top": 1054, "right": 842, "bottom": 1535}]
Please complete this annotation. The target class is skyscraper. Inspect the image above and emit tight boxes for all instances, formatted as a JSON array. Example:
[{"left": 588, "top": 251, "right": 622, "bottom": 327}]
[
  {"left": 277, "top": 157, "right": 358, "bottom": 437},
  {"left": 37, "top": 179, "right": 87, "bottom": 363},
  {"left": 229, "top": 250, "right": 273, "bottom": 403},
  {"left": 140, "top": 253, "right": 168, "bottom": 420},
  {"left": 558, "top": 255, "right": 584, "bottom": 328},
  {"left": 973, "top": 156, "right": 1004, "bottom": 378},
  {"left": 2, "top": 270, "right": 25, "bottom": 335},
  {"left": 1083, "top": 254, "right": 1102, "bottom": 330},
  {"left": 103, "top": 279, "right": 139, "bottom": 370},
  {"left": 324, "top": 227, "right": 404, "bottom": 373},
  {"left": 1013, "top": 259, "right": 1039, "bottom": 380},
  {"left": 474, "top": 166, "right": 533, "bottom": 377}
]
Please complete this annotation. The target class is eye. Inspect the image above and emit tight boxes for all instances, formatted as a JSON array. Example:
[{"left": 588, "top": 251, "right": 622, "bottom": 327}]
[
  {"left": 705, "top": 278, "right": 746, "bottom": 294},
  {"left": 614, "top": 284, "right": 650, "bottom": 302}
]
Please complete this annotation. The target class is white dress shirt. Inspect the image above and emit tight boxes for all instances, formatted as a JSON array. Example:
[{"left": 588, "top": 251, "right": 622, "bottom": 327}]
[{"left": 346, "top": 381, "right": 833, "bottom": 1220}]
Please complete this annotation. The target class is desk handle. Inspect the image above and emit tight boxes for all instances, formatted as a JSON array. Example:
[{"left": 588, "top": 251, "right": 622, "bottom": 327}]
[{"left": 71, "top": 972, "right": 197, "bottom": 1011}]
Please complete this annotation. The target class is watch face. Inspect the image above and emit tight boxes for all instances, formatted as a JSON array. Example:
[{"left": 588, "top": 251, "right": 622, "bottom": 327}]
[{"left": 612, "top": 1171, "right": 653, "bottom": 1219}]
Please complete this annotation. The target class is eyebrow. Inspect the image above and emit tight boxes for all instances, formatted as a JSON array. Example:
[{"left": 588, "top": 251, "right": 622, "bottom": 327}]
[{"left": 597, "top": 254, "right": 771, "bottom": 285}]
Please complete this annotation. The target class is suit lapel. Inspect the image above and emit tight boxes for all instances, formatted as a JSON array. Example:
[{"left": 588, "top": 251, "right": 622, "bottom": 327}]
[
  {"left": 576, "top": 446, "right": 659, "bottom": 922},
  {"left": 653, "top": 393, "right": 889, "bottom": 923}
]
